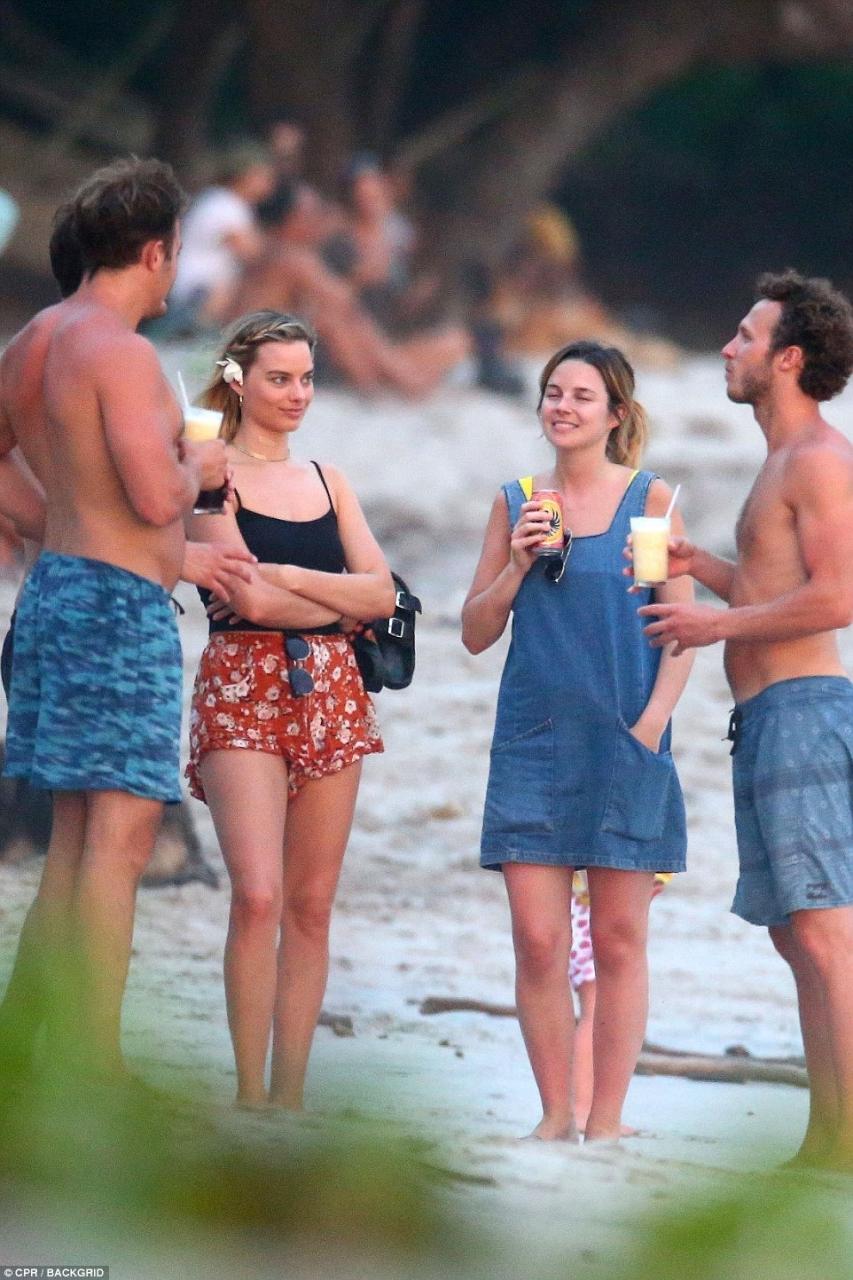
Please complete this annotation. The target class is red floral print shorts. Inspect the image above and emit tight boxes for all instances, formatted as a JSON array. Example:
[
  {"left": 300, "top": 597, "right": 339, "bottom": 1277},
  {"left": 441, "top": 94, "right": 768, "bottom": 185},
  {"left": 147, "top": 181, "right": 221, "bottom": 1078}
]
[{"left": 186, "top": 631, "right": 383, "bottom": 802}]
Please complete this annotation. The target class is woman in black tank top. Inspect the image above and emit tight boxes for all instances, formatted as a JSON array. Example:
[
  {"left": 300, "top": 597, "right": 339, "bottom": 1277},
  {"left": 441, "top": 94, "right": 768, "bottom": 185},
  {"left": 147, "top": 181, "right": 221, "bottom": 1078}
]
[{"left": 186, "top": 311, "right": 395, "bottom": 1111}]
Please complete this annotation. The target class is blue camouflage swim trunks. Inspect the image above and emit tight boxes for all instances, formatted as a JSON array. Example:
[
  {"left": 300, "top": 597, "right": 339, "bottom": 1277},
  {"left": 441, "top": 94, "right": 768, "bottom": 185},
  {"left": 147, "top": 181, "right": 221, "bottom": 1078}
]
[
  {"left": 730, "top": 676, "right": 853, "bottom": 927},
  {"left": 3, "top": 552, "right": 182, "bottom": 803}
]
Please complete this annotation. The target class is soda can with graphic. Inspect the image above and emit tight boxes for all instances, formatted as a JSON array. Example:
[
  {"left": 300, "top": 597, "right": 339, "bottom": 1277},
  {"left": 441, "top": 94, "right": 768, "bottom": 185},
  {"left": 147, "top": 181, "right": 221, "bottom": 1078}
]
[{"left": 532, "top": 488, "right": 564, "bottom": 557}]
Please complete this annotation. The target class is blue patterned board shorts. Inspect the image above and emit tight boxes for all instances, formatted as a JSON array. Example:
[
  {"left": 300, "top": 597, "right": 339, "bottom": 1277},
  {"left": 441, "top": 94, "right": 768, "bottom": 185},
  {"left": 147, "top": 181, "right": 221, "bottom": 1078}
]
[
  {"left": 731, "top": 677, "right": 853, "bottom": 927},
  {"left": 3, "top": 552, "right": 183, "bottom": 803}
]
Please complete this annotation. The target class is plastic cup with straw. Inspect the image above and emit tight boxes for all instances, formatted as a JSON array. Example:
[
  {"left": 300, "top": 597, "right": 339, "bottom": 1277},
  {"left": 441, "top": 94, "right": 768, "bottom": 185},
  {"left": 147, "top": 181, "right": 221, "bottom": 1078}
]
[
  {"left": 178, "top": 371, "right": 227, "bottom": 515},
  {"left": 630, "top": 483, "right": 680, "bottom": 588}
]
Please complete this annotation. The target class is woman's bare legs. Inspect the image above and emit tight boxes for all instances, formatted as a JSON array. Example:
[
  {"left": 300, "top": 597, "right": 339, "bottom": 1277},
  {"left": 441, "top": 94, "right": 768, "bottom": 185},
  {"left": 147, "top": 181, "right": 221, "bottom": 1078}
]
[
  {"left": 269, "top": 763, "right": 361, "bottom": 1110},
  {"left": 572, "top": 980, "right": 596, "bottom": 1131},
  {"left": 584, "top": 868, "right": 656, "bottom": 1141},
  {"left": 503, "top": 863, "right": 576, "bottom": 1140},
  {"left": 200, "top": 750, "right": 289, "bottom": 1107}
]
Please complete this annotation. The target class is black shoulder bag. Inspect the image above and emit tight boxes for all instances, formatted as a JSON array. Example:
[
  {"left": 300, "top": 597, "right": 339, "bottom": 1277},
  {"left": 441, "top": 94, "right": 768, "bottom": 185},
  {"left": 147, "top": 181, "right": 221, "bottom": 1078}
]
[{"left": 352, "top": 572, "right": 422, "bottom": 692}]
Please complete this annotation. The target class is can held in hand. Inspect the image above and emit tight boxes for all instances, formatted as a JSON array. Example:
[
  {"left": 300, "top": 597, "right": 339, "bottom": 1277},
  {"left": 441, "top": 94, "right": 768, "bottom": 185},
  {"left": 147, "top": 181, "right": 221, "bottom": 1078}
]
[{"left": 532, "top": 489, "right": 564, "bottom": 557}]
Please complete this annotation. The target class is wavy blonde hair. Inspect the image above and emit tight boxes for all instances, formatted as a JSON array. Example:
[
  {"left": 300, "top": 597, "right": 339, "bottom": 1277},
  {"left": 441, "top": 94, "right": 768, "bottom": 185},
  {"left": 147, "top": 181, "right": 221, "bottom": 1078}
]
[
  {"left": 537, "top": 340, "right": 649, "bottom": 468},
  {"left": 200, "top": 310, "right": 317, "bottom": 442}
]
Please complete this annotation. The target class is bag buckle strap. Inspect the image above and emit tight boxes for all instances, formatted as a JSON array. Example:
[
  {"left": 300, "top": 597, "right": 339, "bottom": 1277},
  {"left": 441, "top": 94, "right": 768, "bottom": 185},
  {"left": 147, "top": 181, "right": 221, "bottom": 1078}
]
[
  {"left": 387, "top": 617, "right": 406, "bottom": 639},
  {"left": 395, "top": 588, "right": 421, "bottom": 613}
]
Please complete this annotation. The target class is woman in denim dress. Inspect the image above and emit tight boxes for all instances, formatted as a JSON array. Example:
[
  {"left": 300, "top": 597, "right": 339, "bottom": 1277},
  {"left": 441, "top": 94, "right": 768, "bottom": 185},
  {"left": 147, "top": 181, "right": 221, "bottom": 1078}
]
[{"left": 462, "top": 341, "right": 694, "bottom": 1142}]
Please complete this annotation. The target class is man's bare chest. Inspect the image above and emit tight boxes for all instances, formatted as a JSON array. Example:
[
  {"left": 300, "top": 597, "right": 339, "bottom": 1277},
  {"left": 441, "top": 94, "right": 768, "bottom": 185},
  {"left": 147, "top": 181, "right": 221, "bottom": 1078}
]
[{"left": 735, "top": 465, "right": 794, "bottom": 563}]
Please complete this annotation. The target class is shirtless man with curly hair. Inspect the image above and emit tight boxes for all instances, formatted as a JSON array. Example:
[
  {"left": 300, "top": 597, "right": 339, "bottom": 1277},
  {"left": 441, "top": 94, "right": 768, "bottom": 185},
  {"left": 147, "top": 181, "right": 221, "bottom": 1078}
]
[{"left": 640, "top": 271, "right": 853, "bottom": 1170}]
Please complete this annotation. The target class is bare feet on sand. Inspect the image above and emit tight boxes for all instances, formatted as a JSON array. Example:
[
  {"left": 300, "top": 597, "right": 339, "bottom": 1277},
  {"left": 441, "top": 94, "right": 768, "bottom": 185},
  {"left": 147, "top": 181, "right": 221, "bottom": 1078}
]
[
  {"left": 267, "top": 1094, "right": 303, "bottom": 1111},
  {"left": 524, "top": 1113, "right": 579, "bottom": 1142},
  {"left": 234, "top": 1097, "right": 274, "bottom": 1113},
  {"left": 779, "top": 1126, "right": 843, "bottom": 1172},
  {"left": 577, "top": 1114, "right": 639, "bottom": 1139},
  {"left": 782, "top": 1142, "right": 853, "bottom": 1176}
]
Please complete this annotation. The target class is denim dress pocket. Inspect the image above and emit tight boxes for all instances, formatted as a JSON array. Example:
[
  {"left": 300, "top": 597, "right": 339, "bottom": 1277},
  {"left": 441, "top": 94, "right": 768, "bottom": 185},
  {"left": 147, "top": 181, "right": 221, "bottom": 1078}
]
[
  {"left": 600, "top": 719, "right": 674, "bottom": 841},
  {"left": 484, "top": 719, "right": 555, "bottom": 835}
]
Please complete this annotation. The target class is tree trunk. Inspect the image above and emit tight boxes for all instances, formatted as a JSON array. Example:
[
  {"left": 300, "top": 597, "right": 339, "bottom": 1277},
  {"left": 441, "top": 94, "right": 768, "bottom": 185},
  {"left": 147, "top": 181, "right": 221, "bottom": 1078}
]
[
  {"left": 243, "top": 0, "right": 369, "bottom": 187},
  {"left": 151, "top": 0, "right": 244, "bottom": 179},
  {"left": 363, "top": 0, "right": 425, "bottom": 153}
]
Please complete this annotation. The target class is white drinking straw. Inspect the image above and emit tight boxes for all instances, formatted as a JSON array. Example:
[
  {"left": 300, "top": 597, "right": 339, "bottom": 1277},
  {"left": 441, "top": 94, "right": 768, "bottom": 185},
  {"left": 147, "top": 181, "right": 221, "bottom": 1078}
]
[
  {"left": 176, "top": 370, "right": 191, "bottom": 413},
  {"left": 664, "top": 483, "right": 681, "bottom": 521}
]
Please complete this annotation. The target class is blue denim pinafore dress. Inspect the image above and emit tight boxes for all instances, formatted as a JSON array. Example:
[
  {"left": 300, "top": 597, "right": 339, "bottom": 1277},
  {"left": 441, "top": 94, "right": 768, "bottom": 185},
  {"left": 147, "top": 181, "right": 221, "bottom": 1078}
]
[{"left": 480, "top": 470, "right": 687, "bottom": 873}]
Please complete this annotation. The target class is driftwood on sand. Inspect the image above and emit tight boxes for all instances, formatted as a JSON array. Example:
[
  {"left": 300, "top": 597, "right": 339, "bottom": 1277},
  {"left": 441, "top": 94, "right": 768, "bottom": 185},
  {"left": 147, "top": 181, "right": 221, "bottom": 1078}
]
[{"left": 418, "top": 995, "right": 808, "bottom": 1089}]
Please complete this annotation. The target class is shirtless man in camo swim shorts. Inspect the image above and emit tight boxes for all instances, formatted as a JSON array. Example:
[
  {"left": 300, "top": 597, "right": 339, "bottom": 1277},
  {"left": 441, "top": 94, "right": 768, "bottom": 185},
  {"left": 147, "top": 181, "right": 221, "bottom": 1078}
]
[
  {"left": 638, "top": 271, "right": 853, "bottom": 1171},
  {"left": 0, "top": 157, "right": 230, "bottom": 1085}
]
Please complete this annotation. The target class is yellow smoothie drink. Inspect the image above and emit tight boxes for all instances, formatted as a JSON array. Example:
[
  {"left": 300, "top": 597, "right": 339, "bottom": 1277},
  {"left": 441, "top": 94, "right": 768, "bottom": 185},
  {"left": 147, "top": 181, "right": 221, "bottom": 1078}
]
[
  {"left": 630, "top": 516, "right": 670, "bottom": 587},
  {"left": 183, "top": 406, "right": 226, "bottom": 513},
  {"left": 183, "top": 406, "right": 223, "bottom": 442}
]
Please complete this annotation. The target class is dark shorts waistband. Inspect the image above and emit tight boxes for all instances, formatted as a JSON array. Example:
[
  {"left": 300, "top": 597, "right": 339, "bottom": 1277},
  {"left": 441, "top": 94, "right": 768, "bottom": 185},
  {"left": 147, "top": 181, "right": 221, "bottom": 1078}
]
[
  {"left": 736, "top": 676, "right": 853, "bottom": 721},
  {"left": 727, "top": 677, "right": 853, "bottom": 755}
]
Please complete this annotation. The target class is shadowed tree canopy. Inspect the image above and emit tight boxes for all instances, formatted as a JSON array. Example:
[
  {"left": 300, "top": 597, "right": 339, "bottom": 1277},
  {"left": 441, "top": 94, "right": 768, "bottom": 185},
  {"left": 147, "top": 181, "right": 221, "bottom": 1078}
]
[
  {"left": 188, "top": 0, "right": 853, "bottom": 277},
  {"left": 3, "top": 0, "right": 853, "bottom": 332}
]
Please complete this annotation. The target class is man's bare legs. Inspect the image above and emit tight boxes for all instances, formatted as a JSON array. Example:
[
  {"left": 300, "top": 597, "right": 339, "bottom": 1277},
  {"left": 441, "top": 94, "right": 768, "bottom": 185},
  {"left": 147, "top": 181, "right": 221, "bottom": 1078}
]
[
  {"left": 270, "top": 764, "right": 360, "bottom": 1110},
  {"left": 773, "top": 906, "right": 853, "bottom": 1169},
  {"left": 503, "top": 863, "right": 576, "bottom": 1140},
  {"left": 0, "top": 791, "right": 86, "bottom": 1071},
  {"left": 1, "top": 789, "right": 164, "bottom": 1079},
  {"left": 200, "top": 751, "right": 288, "bottom": 1108},
  {"left": 584, "top": 868, "right": 656, "bottom": 1142},
  {"left": 72, "top": 790, "right": 164, "bottom": 1077},
  {"left": 770, "top": 922, "right": 835, "bottom": 1165}
]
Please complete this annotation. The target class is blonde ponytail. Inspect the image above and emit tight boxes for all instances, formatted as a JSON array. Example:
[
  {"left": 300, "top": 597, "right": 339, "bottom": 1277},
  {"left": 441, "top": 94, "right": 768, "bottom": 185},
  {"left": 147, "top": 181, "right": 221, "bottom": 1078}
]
[{"left": 607, "top": 399, "right": 648, "bottom": 468}]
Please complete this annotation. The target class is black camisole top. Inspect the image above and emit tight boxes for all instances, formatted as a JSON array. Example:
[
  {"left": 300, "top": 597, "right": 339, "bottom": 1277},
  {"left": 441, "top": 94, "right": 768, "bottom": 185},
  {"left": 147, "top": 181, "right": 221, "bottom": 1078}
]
[{"left": 203, "top": 461, "right": 346, "bottom": 635}]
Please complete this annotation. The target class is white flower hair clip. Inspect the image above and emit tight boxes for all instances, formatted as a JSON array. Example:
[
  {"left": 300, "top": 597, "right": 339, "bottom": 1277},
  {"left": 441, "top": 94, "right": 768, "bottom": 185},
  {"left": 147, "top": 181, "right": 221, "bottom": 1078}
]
[{"left": 216, "top": 356, "right": 244, "bottom": 387}]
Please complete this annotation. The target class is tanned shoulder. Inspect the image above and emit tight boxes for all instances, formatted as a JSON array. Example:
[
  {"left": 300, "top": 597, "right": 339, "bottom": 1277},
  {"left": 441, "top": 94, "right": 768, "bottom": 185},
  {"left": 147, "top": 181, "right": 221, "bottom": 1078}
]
[{"left": 783, "top": 433, "right": 853, "bottom": 508}]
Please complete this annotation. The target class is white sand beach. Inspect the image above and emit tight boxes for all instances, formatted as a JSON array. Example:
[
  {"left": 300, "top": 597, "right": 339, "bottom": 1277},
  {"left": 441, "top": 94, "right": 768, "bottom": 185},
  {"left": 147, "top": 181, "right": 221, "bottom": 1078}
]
[{"left": 2, "top": 352, "right": 852, "bottom": 1273}]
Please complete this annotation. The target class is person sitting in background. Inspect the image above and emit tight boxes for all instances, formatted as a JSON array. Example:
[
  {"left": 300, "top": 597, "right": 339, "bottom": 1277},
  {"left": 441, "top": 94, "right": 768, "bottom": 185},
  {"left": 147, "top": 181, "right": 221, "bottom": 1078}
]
[
  {"left": 494, "top": 203, "right": 680, "bottom": 369},
  {"left": 266, "top": 119, "right": 307, "bottom": 184},
  {"left": 166, "top": 142, "right": 276, "bottom": 333},
  {"left": 492, "top": 203, "right": 607, "bottom": 354},
  {"left": 324, "top": 153, "right": 450, "bottom": 333},
  {"left": 324, "top": 152, "right": 420, "bottom": 327},
  {"left": 233, "top": 181, "right": 470, "bottom": 398},
  {"left": 326, "top": 153, "right": 522, "bottom": 396}
]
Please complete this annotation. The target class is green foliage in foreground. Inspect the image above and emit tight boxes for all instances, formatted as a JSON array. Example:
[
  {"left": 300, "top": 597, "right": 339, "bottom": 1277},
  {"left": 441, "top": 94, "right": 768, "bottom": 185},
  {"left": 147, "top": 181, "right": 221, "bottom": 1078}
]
[
  {"left": 1, "top": 979, "right": 852, "bottom": 1280},
  {"left": 618, "top": 1170, "right": 853, "bottom": 1280},
  {"left": 0, "top": 1060, "right": 478, "bottom": 1273}
]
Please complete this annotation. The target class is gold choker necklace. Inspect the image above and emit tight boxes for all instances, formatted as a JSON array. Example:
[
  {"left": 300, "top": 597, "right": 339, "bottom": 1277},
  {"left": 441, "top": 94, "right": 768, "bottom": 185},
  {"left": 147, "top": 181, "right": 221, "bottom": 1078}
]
[{"left": 232, "top": 441, "right": 290, "bottom": 462}]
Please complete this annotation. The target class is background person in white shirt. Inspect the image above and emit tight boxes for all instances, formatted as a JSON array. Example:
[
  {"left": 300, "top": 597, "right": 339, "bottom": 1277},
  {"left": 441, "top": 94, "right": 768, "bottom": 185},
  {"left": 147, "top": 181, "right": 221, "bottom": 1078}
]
[{"left": 170, "top": 142, "right": 275, "bottom": 329}]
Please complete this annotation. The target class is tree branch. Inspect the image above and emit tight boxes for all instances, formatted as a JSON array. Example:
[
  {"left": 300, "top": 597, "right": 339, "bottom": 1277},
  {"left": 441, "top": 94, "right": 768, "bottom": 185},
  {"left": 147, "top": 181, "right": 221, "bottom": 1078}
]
[
  {"left": 394, "top": 63, "right": 545, "bottom": 170},
  {"left": 365, "top": 0, "right": 425, "bottom": 151},
  {"left": 332, "top": 0, "right": 398, "bottom": 64},
  {"left": 425, "top": 0, "right": 853, "bottom": 275}
]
